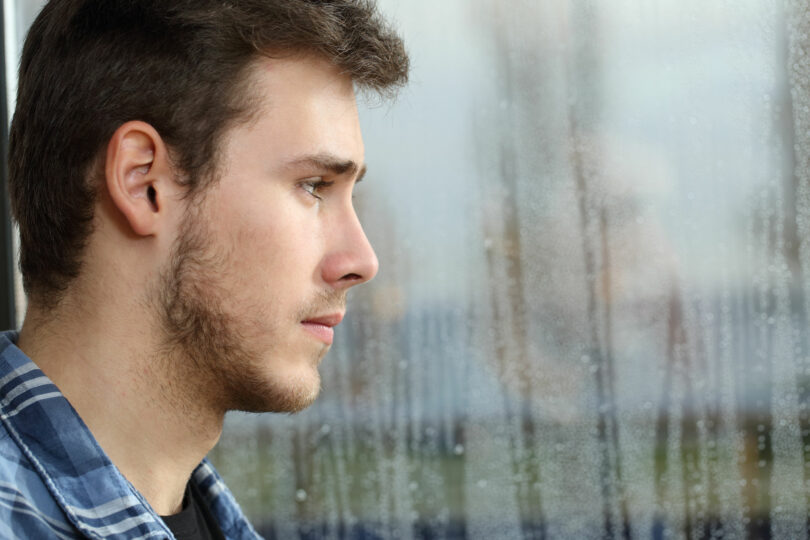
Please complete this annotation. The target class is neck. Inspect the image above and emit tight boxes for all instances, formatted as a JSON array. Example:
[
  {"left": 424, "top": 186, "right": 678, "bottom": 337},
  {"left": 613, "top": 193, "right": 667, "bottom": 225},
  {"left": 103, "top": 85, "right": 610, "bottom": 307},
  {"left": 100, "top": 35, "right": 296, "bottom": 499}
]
[{"left": 17, "top": 291, "right": 224, "bottom": 516}]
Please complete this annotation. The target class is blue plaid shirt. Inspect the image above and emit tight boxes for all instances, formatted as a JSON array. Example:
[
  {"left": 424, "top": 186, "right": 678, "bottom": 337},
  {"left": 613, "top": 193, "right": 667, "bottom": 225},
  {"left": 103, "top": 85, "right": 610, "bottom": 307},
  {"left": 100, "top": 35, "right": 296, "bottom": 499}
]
[{"left": 0, "top": 331, "right": 262, "bottom": 539}]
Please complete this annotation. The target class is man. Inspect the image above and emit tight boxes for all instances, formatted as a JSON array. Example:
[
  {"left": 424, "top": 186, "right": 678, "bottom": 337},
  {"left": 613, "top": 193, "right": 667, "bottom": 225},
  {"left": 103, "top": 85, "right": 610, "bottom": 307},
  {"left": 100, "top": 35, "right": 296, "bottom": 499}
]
[{"left": 0, "top": 0, "right": 408, "bottom": 537}]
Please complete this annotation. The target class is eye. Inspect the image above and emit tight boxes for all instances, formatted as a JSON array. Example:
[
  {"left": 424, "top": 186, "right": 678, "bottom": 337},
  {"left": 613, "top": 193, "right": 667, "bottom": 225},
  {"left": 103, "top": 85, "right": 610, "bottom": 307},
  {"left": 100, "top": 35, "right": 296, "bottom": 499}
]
[{"left": 299, "top": 178, "right": 334, "bottom": 200}]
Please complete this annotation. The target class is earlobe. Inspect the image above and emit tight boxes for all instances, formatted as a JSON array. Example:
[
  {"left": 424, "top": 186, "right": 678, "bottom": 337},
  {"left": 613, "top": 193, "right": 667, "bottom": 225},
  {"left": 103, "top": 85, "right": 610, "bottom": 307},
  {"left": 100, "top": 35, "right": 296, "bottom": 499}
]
[{"left": 105, "top": 121, "right": 172, "bottom": 237}]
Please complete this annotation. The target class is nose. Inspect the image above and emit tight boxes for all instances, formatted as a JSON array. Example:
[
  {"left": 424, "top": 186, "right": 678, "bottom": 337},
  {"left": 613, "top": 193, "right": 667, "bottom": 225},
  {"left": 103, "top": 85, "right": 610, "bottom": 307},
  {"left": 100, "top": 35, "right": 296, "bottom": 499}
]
[{"left": 321, "top": 207, "right": 379, "bottom": 289}]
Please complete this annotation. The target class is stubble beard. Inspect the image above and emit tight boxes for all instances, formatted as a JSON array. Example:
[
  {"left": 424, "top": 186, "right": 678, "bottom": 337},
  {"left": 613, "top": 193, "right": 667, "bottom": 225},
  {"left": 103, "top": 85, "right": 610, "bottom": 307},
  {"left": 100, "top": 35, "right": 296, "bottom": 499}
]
[{"left": 152, "top": 205, "right": 340, "bottom": 416}]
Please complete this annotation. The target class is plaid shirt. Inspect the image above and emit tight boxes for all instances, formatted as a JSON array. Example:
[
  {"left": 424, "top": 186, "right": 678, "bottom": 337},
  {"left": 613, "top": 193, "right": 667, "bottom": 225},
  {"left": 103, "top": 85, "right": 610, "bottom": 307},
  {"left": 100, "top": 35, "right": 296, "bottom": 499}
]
[{"left": 0, "top": 331, "right": 262, "bottom": 539}]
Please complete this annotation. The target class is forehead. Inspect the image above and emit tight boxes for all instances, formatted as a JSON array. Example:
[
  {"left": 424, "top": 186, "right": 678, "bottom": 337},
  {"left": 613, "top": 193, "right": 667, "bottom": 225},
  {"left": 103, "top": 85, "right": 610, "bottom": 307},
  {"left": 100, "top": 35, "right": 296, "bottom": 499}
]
[
  {"left": 235, "top": 54, "right": 363, "bottom": 160},
  {"left": 251, "top": 53, "right": 357, "bottom": 106}
]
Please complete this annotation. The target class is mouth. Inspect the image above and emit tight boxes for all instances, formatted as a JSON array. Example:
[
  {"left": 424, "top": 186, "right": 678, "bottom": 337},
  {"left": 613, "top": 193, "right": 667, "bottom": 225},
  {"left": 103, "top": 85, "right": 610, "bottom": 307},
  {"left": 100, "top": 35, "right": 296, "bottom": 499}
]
[{"left": 300, "top": 313, "right": 344, "bottom": 345}]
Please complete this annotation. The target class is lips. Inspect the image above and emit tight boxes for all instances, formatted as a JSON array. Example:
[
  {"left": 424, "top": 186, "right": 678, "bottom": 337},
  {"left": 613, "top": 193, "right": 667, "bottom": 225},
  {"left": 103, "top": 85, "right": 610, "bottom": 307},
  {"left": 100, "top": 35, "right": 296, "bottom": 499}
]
[{"left": 301, "top": 313, "right": 344, "bottom": 345}]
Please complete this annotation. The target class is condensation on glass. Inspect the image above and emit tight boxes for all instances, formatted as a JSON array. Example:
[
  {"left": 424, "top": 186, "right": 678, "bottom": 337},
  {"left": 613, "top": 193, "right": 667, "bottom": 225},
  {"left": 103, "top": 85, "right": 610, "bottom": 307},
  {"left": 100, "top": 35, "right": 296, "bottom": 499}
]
[{"left": 10, "top": 0, "right": 810, "bottom": 538}]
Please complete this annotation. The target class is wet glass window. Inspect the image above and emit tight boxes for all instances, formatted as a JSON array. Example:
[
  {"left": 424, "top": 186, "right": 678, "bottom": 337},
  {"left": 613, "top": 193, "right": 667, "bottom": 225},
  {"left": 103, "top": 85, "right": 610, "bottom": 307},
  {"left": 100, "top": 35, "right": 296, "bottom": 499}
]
[{"left": 10, "top": 1, "right": 810, "bottom": 538}]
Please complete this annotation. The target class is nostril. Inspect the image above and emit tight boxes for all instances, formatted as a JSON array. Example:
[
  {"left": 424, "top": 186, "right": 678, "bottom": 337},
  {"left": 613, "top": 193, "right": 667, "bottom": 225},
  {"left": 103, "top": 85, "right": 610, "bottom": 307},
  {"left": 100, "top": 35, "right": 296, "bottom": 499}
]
[{"left": 341, "top": 273, "right": 363, "bottom": 281}]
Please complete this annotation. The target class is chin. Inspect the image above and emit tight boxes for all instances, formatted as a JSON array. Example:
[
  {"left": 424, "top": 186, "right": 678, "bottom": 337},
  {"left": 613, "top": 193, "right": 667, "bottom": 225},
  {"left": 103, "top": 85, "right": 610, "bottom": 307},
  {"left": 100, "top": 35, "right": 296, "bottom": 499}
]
[
  {"left": 276, "top": 367, "right": 323, "bottom": 412},
  {"left": 232, "top": 359, "right": 323, "bottom": 414}
]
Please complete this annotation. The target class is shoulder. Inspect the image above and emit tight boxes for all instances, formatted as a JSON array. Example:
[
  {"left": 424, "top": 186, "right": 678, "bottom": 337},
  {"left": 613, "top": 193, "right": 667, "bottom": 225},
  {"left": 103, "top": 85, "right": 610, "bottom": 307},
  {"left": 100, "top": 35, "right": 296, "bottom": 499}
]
[{"left": 0, "top": 420, "right": 81, "bottom": 538}]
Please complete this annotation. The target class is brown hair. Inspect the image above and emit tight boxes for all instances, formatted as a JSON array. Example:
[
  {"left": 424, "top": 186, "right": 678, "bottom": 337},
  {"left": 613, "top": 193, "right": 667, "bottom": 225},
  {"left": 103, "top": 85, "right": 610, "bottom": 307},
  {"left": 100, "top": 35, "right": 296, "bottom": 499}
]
[{"left": 9, "top": 0, "right": 408, "bottom": 303}]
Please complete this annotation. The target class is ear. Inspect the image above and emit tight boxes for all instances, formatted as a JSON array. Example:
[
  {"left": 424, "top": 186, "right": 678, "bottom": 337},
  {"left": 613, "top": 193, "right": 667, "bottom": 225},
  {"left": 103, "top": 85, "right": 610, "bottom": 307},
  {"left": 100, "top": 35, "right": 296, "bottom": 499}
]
[{"left": 105, "top": 121, "right": 175, "bottom": 237}]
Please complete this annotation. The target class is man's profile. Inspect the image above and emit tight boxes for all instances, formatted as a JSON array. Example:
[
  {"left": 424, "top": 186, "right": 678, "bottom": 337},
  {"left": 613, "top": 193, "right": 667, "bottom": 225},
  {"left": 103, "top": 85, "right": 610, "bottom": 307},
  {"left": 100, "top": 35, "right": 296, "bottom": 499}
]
[{"left": 0, "top": 0, "right": 407, "bottom": 537}]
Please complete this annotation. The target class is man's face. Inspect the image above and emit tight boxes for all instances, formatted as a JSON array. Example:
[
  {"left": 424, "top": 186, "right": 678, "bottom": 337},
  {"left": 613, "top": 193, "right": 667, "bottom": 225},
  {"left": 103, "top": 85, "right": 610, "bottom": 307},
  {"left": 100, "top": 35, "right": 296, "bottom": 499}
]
[{"left": 156, "top": 55, "right": 377, "bottom": 414}]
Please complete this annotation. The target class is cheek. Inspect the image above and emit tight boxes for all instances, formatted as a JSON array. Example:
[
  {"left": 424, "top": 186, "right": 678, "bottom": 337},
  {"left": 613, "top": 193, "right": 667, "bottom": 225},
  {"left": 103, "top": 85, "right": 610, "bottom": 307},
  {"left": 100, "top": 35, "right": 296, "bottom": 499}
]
[{"left": 230, "top": 206, "right": 324, "bottom": 289}]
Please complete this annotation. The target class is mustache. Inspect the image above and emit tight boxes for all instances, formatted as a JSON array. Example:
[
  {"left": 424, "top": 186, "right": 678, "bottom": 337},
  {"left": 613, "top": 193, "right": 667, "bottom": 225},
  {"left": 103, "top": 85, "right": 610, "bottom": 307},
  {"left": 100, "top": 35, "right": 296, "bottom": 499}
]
[{"left": 297, "top": 289, "right": 347, "bottom": 321}]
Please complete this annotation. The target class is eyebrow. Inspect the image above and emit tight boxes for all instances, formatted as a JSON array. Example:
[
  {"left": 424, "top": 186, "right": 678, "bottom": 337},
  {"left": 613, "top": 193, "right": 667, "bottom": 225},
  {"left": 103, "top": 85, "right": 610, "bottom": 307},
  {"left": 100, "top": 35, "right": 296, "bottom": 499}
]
[{"left": 285, "top": 153, "right": 368, "bottom": 182}]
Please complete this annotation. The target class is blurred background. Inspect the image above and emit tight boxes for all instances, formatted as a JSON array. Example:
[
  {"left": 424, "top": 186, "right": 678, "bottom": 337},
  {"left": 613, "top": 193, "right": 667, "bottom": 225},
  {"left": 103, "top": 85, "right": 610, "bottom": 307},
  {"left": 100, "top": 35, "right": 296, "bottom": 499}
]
[{"left": 7, "top": 0, "right": 810, "bottom": 538}]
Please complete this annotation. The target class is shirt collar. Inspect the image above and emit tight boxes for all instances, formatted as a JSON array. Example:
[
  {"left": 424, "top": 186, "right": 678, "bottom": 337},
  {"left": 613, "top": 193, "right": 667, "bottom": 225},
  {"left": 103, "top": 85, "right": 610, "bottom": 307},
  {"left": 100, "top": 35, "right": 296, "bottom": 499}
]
[
  {"left": 0, "top": 330, "right": 175, "bottom": 539},
  {"left": 0, "top": 331, "right": 261, "bottom": 539}
]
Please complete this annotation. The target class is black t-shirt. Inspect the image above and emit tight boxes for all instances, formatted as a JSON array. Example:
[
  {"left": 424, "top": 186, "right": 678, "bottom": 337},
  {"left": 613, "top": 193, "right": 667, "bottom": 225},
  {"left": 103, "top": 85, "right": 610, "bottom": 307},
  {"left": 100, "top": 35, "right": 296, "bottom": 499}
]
[{"left": 160, "top": 481, "right": 226, "bottom": 540}]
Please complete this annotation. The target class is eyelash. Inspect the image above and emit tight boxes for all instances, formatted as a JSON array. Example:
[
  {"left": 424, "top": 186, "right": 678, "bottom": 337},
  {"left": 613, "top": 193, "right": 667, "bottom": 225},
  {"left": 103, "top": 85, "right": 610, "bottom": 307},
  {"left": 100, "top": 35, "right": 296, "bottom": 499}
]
[{"left": 300, "top": 179, "right": 334, "bottom": 200}]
